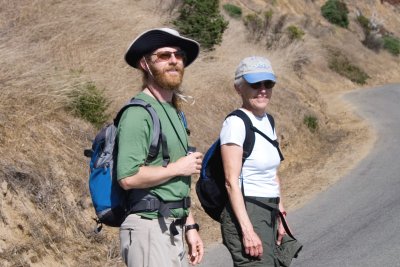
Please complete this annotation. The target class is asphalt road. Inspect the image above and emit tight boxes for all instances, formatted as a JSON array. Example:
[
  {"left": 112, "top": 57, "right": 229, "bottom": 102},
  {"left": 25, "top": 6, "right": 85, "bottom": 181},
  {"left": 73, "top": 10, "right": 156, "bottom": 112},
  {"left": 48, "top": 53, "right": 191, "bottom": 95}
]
[{"left": 198, "top": 84, "right": 400, "bottom": 267}]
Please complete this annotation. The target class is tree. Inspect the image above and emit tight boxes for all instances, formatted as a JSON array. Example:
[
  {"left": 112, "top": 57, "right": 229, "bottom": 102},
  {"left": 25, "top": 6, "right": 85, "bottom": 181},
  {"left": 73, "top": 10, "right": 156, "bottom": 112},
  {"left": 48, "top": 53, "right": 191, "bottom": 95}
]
[{"left": 173, "top": 0, "right": 228, "bottom": 50}]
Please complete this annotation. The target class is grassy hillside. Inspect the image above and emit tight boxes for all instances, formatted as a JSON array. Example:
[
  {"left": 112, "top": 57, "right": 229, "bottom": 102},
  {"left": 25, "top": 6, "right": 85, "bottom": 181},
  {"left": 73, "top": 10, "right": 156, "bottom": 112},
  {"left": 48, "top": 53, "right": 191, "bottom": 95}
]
[{"left": 0, "top": 0, "right": 399, "bottom": 266}]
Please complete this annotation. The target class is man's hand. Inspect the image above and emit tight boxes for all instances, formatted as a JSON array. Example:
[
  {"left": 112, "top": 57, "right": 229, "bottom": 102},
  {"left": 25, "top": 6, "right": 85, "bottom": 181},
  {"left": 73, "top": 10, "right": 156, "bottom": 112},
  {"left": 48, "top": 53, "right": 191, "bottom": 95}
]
[
  {"left": 174, "top": 152, "right": 203, "bottom": 176},
  {"left": 185, "top": 229, "right": 204, "bottom": 265}
]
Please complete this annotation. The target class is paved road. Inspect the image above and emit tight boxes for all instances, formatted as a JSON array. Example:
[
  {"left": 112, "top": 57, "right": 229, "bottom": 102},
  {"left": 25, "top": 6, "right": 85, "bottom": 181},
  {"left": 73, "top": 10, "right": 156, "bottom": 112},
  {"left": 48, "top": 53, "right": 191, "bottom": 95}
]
[{"left": 199, "top": 84, "right": 400, "bottom": 267}]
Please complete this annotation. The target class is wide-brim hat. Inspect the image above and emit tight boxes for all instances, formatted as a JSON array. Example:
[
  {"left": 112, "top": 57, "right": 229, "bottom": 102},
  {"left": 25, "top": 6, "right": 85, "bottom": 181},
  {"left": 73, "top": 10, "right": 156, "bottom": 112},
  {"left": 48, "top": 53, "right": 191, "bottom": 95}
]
[
  {"left": 235, "top": 56, "right": 276, "bottom": 83},
  {"left": 125, "top": 28, "right": 200, "bottom": 69}
]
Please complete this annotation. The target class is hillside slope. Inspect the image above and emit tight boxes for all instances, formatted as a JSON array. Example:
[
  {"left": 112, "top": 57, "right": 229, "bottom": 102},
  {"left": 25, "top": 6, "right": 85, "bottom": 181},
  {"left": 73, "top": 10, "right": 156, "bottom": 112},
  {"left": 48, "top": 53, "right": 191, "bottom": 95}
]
[{"left": 0, "top": 0, "right": 399, "bottom": 266}]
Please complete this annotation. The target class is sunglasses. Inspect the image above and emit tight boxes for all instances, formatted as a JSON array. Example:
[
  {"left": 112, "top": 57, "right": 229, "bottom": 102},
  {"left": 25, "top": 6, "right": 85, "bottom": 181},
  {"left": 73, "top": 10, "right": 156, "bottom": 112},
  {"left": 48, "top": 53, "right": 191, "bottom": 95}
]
[
  {"left": 151, "top": 50, "right": 187, "bottom": 63},
  {"left": 247, "top": 80, "right": 275, "bottom": 90}
]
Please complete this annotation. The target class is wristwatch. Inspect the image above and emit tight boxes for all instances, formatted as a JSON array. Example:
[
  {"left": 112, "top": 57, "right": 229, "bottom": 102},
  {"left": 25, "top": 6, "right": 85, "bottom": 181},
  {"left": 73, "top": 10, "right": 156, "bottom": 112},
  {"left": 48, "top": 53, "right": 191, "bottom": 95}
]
[{"left": 185, "top": 223, "right": 200, "bottom": 233}]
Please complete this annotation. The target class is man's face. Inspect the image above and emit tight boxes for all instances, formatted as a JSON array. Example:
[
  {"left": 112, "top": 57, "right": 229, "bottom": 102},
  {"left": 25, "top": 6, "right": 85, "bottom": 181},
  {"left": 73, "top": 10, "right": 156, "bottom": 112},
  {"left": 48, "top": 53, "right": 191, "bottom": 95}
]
[{"left": 146, "top": 47, "right": 185, "bottom": 91}]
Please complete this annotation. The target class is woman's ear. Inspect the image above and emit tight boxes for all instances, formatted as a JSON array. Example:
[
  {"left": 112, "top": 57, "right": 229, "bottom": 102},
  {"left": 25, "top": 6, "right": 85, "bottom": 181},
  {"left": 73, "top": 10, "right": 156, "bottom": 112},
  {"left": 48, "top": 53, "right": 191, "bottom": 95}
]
[{"left": 234, "top": 83, "right": 242, "bottom": 95}]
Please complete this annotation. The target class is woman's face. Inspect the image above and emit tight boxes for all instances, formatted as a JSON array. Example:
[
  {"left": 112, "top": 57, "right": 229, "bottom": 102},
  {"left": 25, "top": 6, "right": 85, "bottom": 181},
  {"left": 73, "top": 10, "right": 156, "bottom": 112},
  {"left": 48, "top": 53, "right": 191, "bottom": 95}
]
[{"left": 236, "top": 79, "right": 274, "bottom": 116}]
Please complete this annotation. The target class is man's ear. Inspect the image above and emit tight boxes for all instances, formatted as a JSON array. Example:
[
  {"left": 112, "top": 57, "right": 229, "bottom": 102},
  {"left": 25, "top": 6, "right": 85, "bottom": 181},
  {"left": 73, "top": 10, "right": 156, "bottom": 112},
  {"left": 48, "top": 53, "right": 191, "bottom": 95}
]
[{"left": 138, "top": 57, "right": 147, "bottom": 71}]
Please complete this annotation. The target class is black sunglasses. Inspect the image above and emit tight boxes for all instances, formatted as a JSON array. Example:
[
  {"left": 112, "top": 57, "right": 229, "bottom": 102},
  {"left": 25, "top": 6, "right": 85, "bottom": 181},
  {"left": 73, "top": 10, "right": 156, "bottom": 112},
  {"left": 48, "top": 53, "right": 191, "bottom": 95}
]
[
  {"left": 248, "top": 80, "right": 275, "bottom": 90},
  {"left": 151, "top": 50, "right": 187, "bottom": 62}
]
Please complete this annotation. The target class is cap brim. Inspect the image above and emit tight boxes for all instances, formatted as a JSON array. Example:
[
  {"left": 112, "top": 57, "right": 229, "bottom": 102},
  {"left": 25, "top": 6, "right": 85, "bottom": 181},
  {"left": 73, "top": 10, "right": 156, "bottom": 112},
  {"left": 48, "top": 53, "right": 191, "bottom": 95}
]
[
  {"left": 242, "top": 73, "right": 276, "bottom": 83},
  {"left": 125, "top": 29, "right": 200, "bottom": 69}
]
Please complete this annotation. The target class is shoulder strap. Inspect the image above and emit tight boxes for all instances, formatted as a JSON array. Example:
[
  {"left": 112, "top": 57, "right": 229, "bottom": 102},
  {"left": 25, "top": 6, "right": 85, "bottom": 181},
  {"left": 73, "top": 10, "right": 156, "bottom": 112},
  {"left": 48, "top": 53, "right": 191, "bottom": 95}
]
[
  {"left": 226, "top": 109, "right": 255, "bottom": 161},
  {"left": 228, "top": 110, "right": 284, "bottom": 161},
  {"left": 114, "top": 98, "right": 170, "bottom": 167},
  {"left": 267, "top": 113, "right": 275, "bottom": 133},
  {"left": 251, "top": 125, "right": 284, "bottom": 161},
  {"left": 178, "top": 110, "right": 190, "bottom": 136}
]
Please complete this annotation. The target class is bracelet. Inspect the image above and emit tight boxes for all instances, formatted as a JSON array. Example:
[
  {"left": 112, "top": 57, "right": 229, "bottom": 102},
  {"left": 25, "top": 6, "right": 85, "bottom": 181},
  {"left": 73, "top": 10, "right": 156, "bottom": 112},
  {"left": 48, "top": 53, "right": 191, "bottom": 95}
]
[{"left": 185, "top": 223, "right": 199, "bottom": 233}]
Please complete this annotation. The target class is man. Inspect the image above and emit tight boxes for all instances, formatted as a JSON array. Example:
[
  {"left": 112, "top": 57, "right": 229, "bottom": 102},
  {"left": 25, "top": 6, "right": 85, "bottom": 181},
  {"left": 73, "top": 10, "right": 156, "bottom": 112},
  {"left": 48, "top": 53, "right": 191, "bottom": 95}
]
[{"left": 117, "top": 28, "right": 203, "bottom": 267}]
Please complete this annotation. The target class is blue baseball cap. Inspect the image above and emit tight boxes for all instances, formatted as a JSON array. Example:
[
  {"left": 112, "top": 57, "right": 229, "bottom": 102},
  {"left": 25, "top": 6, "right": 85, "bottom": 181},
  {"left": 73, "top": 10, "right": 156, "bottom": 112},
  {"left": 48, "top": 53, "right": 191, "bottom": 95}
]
[{"left": 235, "top": 56, "right": 276, "bottom": 83}]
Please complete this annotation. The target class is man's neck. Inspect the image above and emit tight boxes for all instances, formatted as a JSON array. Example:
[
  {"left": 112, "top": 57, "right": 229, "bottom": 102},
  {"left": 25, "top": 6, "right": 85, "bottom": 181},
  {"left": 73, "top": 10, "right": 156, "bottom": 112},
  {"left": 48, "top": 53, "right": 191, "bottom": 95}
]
[{"left": 143, "top": 84, "right": 173, "bottom": 103}]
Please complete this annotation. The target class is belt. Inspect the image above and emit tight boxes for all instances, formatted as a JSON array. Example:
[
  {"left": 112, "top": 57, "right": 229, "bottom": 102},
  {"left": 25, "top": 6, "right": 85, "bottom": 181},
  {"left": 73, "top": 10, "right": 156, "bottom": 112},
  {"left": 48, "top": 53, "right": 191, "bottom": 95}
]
[
  {"left": 138, "top": 215, "right": 187, "bottom": 236},
  {"left": 245, "top": 196, "right": 280, "bottom": 204}
]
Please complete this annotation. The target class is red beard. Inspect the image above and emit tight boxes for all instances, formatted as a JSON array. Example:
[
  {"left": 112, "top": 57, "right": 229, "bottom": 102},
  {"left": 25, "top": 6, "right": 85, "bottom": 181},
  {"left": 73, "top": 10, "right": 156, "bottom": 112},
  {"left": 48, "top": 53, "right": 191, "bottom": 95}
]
[{"left": 150, "top": 64, "right": 185, "bottom": 91}]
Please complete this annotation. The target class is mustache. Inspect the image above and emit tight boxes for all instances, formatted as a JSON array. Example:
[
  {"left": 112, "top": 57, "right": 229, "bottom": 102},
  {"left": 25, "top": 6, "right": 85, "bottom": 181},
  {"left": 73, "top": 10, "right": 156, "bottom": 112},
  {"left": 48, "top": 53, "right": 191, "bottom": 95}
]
[{"left": 165, "top": 66, "right": 183, "bottom": 73}]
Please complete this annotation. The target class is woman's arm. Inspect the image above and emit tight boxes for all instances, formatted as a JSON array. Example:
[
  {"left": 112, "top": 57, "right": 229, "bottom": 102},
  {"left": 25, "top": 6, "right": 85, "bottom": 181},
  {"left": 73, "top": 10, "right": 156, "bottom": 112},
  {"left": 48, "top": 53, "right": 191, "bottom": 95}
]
[
  {"left": 275, "top": 173, "right": 289, "bottom": 245},
  {"left": 221, "top": 143, "right": 263, "bottom": 258}
]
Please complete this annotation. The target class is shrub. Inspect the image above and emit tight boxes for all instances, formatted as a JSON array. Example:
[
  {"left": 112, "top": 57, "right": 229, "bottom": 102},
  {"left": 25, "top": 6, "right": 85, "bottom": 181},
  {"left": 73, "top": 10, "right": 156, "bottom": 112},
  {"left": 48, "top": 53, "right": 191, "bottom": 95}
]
[
  {"left": 273, "top": 14, "right": 287, "bottom": 34},
  {"left": 356, "top": 14, "right": 371, "bottom": 35},
  {"left": 328, "top": 50, "right": 370, "bottom": 84},
  {"left": 223, "top": 3, "right": 242, "bottom": 18},
  {"left": 264, "top": 9, "right": 274, "bottom": 28},
  {"left": 362, "top": 33, "right": 383, "bottom": 52},
  {"left": 382, "top": 35, "right": 400, "bottom": 56},
  {"left": 243, "top": 13, "right": 264, "bottom": 40},
  {"left": 173, "top": 0, "right": 228, "bottom": 50},
  {"left": 304, "top": 115, "right": 318, "bottom": 132},
  {"left": 321, "top": 0, "right": 349, "bottom": 28},
  {"left": 287, "top": 25, "right": 305, "bottom": 40},
  {"left": 67, "top": 82, "right": 110, "bottom": 128}
]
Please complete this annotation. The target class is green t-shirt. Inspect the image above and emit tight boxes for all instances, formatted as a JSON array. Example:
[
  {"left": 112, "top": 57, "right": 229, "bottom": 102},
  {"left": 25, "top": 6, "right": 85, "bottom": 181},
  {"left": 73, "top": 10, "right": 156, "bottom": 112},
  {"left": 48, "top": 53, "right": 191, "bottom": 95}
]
[{"left": 116, "top": 92, "right": 190, "bottom": 218}]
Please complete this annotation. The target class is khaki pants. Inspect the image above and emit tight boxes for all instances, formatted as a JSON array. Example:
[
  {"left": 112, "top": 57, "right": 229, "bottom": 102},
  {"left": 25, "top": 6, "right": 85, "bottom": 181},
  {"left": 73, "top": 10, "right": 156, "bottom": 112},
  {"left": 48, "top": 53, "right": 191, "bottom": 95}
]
[
  {"left": 221, "top": 197, "right": 280, "bottom": 267},
  {"left": 120, "top": 214, "right": 187, "bottom": 267}
]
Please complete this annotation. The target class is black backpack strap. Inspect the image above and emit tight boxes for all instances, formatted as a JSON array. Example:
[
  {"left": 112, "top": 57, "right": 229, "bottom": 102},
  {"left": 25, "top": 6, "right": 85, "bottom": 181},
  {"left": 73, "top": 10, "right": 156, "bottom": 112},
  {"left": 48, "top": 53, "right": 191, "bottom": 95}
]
[
  {"left": 267, "top": 113, "right": 275, "bottom": 134},
  {"left": 229, "top": 110, "right": 284, "bottom": 162},
  {"left": 251, "top": 126, "right": 284, "bottom": 161},
  {"left": 114, "top": 98, "right": 170, "bottom": 166},
  {"left": 226, "top": 109, "right": 256, "bottom": 160}
]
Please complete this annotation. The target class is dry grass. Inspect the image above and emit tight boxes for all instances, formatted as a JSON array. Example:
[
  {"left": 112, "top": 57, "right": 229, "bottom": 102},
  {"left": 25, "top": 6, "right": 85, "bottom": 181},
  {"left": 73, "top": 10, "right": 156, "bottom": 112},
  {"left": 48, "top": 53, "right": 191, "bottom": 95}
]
[{"left": 0, "top": 0, "right": 399, "bottom": 265}]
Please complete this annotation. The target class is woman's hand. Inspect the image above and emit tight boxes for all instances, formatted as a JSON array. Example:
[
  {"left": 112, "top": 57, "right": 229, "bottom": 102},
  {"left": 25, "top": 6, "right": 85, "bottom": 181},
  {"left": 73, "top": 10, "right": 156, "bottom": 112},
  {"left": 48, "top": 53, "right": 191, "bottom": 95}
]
[{"left": 242, "top": 228, "right": 263, "bottom": 258}]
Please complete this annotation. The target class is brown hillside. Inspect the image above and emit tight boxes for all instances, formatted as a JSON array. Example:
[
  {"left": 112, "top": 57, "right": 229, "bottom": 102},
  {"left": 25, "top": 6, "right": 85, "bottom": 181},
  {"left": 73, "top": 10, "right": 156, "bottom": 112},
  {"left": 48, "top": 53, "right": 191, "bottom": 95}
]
[{"left": 0, "top": 0, "right": 399, "bottom": 266}]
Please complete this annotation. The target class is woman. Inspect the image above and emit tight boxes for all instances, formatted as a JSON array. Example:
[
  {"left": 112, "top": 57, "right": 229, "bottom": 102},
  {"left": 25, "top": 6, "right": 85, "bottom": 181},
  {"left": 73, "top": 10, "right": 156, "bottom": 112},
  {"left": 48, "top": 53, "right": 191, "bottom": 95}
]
[{"left": 220, "top": 56, "right": 287, "bottom": 266}]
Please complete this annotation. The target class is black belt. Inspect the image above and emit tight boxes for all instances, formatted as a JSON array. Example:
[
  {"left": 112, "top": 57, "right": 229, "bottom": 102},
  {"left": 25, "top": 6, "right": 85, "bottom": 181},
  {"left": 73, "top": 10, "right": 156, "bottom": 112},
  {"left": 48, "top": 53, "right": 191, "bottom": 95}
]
[{"left": 245, "top": 196, "right": 280, "bottom": 205}]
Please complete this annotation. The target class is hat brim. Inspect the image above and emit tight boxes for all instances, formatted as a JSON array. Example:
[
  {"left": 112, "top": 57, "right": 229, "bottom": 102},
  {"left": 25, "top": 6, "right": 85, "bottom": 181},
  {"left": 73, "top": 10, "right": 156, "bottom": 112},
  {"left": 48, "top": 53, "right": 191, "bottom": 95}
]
[
  {"left": 243, "top": 72, "right": 276, "bottom": 83},
  {"left": 125, "top": 29, "right": 200, "bottom": 69}
]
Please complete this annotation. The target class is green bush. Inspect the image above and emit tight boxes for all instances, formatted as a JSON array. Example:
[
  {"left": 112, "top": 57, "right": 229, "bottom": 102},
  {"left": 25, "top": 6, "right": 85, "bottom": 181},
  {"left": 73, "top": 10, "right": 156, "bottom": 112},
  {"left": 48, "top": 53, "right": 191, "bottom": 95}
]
[
  {"left": 328, "top": 50, "right": 369, "bottom": 84},
  {"left": 264, "top": 9, "right": 274, "bottom": 27},
  {"left": 223, "top": 3, "right": 242, "bottom": 18},
  {"left": 173, "top": 0, "right": 228, "bottom": 50},
  {"left": 321, "top": 0, "right": 349, "bottom": 28},
  {"left": 243, "top": 13, "right": 264, "bottom": 38},
  {"left": 287, "top": 25, "right": 305, "bottom": 40},
  {"left": 303, "top": 115, "right": 318, "bottom": 132},
  {"left": 382, "top": 35, "right": 400, "bottom": 56},
  {"left": 356, "top": 14, "right": 370, "bottom": 35},
  {"left": 68, "top": 82, "right": 110, "bottom": 128}
]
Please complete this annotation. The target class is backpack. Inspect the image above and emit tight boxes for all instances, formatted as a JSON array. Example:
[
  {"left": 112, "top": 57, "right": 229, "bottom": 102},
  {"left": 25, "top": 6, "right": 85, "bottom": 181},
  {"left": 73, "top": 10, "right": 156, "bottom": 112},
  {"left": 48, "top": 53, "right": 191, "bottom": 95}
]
[
  {"left": 196, "top": 109, "right": 284, "bottom": 222},
  {"left": 84, "top": 98, "right": 171, "bottom": 231}
]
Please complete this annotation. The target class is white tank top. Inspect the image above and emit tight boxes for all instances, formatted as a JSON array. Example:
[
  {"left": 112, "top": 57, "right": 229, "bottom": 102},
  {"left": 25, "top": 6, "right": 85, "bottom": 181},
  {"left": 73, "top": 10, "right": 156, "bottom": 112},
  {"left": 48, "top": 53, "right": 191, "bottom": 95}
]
[{"left": 220, "top": 109, "right": 280, "bottom": 197}]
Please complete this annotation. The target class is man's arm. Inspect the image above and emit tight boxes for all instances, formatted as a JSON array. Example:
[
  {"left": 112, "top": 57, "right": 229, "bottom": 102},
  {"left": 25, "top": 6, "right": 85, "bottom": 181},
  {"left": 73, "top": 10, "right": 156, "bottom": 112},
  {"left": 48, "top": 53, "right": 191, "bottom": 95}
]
[
  {"left": 185, "top": 212, "right": 203, "bottom": 265},
  {"left": 119, "top": 152, "right": 202, "bottom": 190}
]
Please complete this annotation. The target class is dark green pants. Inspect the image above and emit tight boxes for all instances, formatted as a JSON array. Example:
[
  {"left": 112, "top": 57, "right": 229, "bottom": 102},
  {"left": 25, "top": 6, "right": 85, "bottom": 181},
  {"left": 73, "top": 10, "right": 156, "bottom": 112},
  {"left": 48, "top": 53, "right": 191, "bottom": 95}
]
[{"left": 221, "top": 197, "right": 279, "bottom": 267}]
